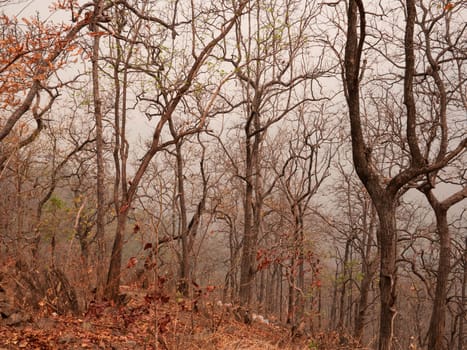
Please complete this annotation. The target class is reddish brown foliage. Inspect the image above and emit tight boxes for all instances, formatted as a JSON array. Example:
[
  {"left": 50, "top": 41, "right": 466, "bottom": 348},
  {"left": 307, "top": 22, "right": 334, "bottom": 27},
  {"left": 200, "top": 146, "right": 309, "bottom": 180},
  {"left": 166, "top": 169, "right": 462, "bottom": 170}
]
[{"left": 0, "top": 13, "right": 85, "bottom": 109}]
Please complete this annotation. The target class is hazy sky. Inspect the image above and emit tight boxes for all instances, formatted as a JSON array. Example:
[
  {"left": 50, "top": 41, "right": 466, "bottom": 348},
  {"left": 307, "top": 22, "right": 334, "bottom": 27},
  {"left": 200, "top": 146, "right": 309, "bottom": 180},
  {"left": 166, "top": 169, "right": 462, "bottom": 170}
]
[{"left": 3, "top": 0, "right": 64, "bottom": 19}]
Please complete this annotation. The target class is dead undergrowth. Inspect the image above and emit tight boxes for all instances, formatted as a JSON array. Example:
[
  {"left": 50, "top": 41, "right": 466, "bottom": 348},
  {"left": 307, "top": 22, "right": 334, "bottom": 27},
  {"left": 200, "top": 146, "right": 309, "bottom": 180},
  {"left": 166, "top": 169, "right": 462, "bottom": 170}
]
[{"left": 0, "top": 284, "right": 364, "bottom": 350}]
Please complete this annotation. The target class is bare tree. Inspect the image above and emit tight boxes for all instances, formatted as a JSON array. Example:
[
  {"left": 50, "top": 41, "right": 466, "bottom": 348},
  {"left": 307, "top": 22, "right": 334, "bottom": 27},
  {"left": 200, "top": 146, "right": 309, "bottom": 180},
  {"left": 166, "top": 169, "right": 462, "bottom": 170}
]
[
  {"left": 343, "top": 1, "right": 466, "bottom": 349},
  {"left": 226, "top": 0, "right": 329, "bottom": 309},
  {"left": 267, "top": 108, "right": 336, "bottom": 331},
  {"left": 89, "top": 0, "right": 108, "bottom": 300},
  {"left": 100, "top": 0, "right": 249, "bottom": 302}
]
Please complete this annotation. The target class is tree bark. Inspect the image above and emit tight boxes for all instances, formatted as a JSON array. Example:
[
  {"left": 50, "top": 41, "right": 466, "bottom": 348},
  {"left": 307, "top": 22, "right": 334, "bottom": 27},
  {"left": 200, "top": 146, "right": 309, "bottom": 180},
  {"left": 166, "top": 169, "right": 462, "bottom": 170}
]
[
  {"left": 239, "top": 145, "right": 256, "bottom": 305},
  {"left": 338, "top": 239, "right": 350, "bottom": 330},
  {"left": 459, "top": 237, "right": 466, "bottom": 350},
  {"left": 287, "top": 266, "right": 296, "bottom": 325},
  {"left": 354, "top": 269, "right": 372, "bottom": 341},
  {"left": 424, "top": 187, "right": 467, "bottom": 350},
  {"left": 91, "top": 0, "right": 107, "bottom": 300},
  {"left": 374, "top": 199, "right": 398, "bottom": 350},
  {"left": 354, "top": 234, "right": 377, "bottom": 342},
  {"left": 239, "top": 107, "right": 261, "bottom": 306},
  {"left": 105, "top": 211, "right": 127, "bottom": 302},
  {"left": 427, "top": 204, "right": 450, "bottom": 350},
  {"left": 174, "top": 141, "right": 190, "bottom": 296}
]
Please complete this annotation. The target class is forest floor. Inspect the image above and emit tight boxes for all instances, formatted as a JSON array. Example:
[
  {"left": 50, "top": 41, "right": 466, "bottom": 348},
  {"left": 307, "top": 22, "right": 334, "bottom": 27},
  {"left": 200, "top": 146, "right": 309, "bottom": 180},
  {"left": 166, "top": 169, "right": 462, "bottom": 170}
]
[{"left": 0, "top": 286, "right": 359, "bottom": 350}]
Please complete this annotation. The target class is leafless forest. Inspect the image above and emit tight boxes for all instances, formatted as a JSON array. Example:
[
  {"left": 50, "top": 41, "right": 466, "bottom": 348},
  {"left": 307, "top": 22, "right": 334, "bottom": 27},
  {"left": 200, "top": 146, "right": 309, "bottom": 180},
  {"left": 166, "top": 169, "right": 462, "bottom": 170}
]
[{"left": 0, "top": 1, "right": 465, "bottom": 349}]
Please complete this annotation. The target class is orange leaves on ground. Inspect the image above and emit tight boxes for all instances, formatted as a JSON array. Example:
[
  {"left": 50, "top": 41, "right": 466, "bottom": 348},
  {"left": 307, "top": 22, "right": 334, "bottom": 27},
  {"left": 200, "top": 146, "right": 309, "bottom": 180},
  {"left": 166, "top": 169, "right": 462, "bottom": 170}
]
[{"left": 1, "top": 285, "right": 316, "bottom": 349}]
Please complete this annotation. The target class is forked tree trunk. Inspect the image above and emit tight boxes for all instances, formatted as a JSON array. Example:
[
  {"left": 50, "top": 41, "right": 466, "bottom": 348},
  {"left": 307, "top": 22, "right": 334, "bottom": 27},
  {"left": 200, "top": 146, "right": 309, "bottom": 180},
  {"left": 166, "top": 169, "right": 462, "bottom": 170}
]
[{"left": 344, "top": 1, "right": 417, "bottom": 348}]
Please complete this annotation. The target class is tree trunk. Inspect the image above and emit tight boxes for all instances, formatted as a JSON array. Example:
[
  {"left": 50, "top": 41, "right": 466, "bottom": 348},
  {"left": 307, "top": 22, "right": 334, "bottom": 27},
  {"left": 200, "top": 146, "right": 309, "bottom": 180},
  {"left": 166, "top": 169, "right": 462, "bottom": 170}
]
[
  {"left": 279, "top": 264, "right": 284, "bottom": 321},
  {"left": 296, "top": 214, "right": 305, "bottom": 326},
  {"left": 287, "top": 264, "right": 296, "bottom": 325},
  {"left": 345, "top": 2, "right": 401, "bottom": 346},
  {"left": 338, "top": 239, "right": 350, "bottom": 330},
  {"left": 422, "top": 187, "right": 467, "bottom": 350},
  {"left": 266, "top": 268, "right": 274, "bottom": 314},
  {"left": 105, "top": 212, "right": 127, "bottom": 301},
  {"left": 459, "top": 237, "right": 466, "bottom": 350},
  {"left": 374, "top": 199, "right": 398, "bottom": 350},
  {"left": 239, "top": 177, "right": 255, "bottom": 305},
  {"left": 91, "top": 0, "right": 107, "bottom": 300},
  {"left": 355, "top": 210, "right": 377, "bottom": 343},
  {"left": 174, "top": 141, "right": 190, "bottom": 297},
  {"left": 239, "top": 110, "right": 260, "bottom": 306},
  {"left": 426, "top": 206, "right": 450, "bottom": 350},
  {"left": 354, "top": 261, "right": 375, "bottom": 342},
  {"left": 329, "top": 261, "right": 338, "bottom": 330},
  {"left": 258, "top": 268, "right": 265, "bottom": 307}
]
